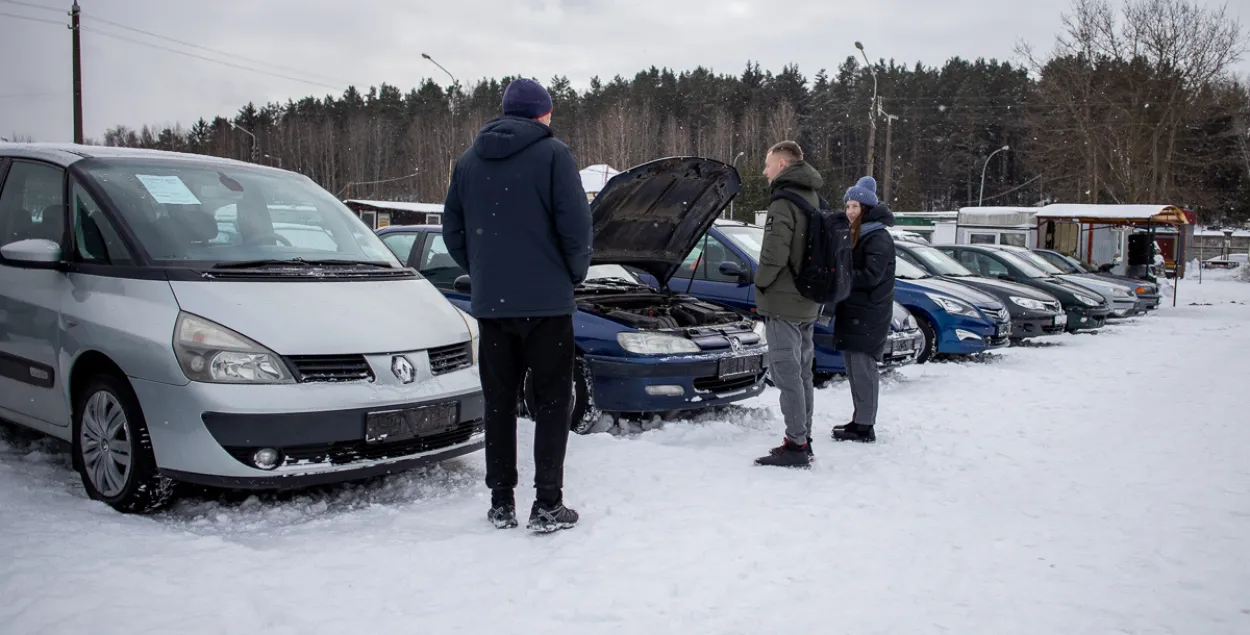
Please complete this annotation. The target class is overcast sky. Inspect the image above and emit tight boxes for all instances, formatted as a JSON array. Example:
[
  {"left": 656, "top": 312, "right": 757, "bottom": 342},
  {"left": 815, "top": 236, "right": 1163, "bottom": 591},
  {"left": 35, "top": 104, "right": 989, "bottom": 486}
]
[{"left": 1, "top": 0, "right": 1247, "bottom": 143}]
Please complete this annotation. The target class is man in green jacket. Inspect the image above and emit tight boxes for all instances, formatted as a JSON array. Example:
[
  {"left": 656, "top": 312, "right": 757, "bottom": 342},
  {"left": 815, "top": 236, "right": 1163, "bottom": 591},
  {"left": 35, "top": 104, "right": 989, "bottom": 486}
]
[{"left": 754, "top": 140, "right": 823, "bottom": 468}]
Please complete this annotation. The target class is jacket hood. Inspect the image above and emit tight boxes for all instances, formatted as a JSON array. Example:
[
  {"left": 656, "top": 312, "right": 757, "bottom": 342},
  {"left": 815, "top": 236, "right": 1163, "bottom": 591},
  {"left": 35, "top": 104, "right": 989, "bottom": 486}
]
[
  {"left": 863, "top": 203, "right": 896, "bottom": 227},
  {"left": 769, "top": 161, "right": 824, "bottom": 192},
  {"left": 589, "top": 156, "right": 741, "bottom": 286},
  {"left": 471, "top": 116, "right": 552, "bottom": 160}
]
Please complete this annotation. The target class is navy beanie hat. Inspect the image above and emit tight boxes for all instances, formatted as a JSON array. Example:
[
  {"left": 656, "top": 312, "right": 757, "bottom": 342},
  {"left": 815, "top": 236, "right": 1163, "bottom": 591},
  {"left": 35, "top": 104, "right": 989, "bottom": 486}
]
[
  {"left": 844, "top": 176, "right": 879, "bottom": 208},
  {"left": 502, "top": 78, "right": 553, "bottom": 119}
]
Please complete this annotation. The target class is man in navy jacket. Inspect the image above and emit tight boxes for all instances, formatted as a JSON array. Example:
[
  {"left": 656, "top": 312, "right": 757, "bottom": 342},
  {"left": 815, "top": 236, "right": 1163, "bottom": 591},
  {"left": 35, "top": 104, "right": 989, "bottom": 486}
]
[{"left": 443, "top": 78, "right": 592, "bottom": 533}]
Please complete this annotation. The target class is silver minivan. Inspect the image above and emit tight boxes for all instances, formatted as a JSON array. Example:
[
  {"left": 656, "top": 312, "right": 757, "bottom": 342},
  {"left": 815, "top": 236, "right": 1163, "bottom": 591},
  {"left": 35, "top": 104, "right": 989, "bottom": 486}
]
[{"left": 0, "top": 144, "right": 484, "bottom": 513}]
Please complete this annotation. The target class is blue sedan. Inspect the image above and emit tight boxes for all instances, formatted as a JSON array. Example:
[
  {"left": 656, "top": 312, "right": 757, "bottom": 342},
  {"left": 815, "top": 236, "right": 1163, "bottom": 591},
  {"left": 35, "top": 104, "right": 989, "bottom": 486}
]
[
  {"left": 376, "top": 157, "right": 770, "bottom": 433},
  {"left": 632, "top": 219, "right": 925, "bottom": 380},
  {"left": 893, "top": 256, "right": 1011, "bottom": 362}
]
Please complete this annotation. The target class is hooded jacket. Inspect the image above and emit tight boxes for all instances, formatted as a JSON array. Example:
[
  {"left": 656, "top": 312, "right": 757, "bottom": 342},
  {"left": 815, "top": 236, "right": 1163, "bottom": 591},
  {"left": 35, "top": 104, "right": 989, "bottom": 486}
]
[
  {"left": 754, "top": 161, "right": 825, "bottom": 323},
  {"left": 442, "top": 116, "right": 593, "bottom": 318}
]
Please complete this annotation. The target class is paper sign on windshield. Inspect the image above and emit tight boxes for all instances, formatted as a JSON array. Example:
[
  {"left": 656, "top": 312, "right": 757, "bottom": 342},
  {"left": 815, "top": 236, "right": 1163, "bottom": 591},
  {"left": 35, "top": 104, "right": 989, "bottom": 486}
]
[{"left": 135, "top": 174, "right": 202, "bottom": 205}]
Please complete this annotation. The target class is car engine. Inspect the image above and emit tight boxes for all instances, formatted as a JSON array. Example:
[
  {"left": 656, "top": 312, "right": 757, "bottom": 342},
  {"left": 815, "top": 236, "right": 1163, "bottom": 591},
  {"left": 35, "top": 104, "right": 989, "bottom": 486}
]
[{"left": 579, "top": 295, "right": 745, "bottom": 330}]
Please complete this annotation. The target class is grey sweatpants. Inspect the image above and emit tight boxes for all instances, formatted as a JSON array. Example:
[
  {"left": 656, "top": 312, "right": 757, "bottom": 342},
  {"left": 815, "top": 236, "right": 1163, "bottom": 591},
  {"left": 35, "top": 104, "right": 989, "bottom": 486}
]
[
  {"left": 766, "top": 317, "right": 815, "bottom": 445},
  {"left": 844, "top": 350, "right": 880, "bottom": 426}
]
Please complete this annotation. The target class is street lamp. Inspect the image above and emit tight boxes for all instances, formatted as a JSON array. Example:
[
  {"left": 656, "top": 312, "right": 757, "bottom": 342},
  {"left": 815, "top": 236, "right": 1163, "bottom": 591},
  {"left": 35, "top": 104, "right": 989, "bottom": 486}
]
[
  {"left": 228, "top": 121, "right": 258, "bottom": 162},
  {"left": 855, "top": 41, "right": 878, "bottom": 178},
  {"left": 726, "top": 151, "right": 745, "bottom": 220},
  {"left": 978, "top": 145, "right": 1010, "bottom": 206},
  {"left": 421, "top": 53, "right": 458, "bottom": 85}
]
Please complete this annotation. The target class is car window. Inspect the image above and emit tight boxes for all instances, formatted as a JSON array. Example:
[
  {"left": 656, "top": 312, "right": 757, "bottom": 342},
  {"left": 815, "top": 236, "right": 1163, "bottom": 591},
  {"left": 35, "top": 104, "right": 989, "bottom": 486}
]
[
  {"left": 674, "top": 234, "right": 744, "bottom": 282},
  {"left": 898, "top": 249, "right": 925, "bottom": 269},
  {"left": 1037, "top": 250, "right": 1078, "bottom": 273},
  {"left": 419, "top": 233, "right": 466, "bottom": 288},
  {"left": 72, "top": 181, "right": 131, "bottom": 265},
  {"left": 381, "top": 232, "right": 419, "bottom": 264},
  {"left": 0, "top": 160, "right": 65, "bottom": 249},
  {"left": 76, "top": 158, "right": 398, "bottom": 267},
  {"left": 976, "top": 253, "right": 1010, "bottom": 277}
]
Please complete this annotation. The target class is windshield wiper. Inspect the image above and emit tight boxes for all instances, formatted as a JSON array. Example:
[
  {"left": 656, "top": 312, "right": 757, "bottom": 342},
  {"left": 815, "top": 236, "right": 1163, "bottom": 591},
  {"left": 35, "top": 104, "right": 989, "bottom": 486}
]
[{"left": 212, "top": 258, "right": 394, "bottom": 270}]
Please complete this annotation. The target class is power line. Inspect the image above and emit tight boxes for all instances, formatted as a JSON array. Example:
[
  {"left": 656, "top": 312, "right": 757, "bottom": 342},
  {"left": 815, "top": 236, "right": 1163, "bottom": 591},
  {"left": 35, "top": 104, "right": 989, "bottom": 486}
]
[
  {"left": 81, "top": 12, "right": 352, "bottom": 86},
  {"left": 81, "top": 27, "right": 343, "bottom": 91},
  {"left": 0, "top": 9, "right": 63, "bottom": 25},
  {"left": 0, "top": 0, "right": 62, "bottom": 13}
]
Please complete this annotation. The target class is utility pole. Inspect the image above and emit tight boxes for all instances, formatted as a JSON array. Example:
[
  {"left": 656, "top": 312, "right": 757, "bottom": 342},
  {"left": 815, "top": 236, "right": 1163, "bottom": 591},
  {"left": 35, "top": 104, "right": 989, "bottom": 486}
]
[
  {"left": 882, "top": 112, "right": 898, "bottom": 204},
  {"left": 70, "top": 0, "right": 83, "bottom": 144},
  {"left": 855, "top": 41, "right": 878, "bottom": 178}
]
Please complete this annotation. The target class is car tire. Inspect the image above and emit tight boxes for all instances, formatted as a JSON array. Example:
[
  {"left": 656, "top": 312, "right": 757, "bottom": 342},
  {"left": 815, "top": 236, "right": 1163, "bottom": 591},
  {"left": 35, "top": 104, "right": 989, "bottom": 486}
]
[
  {"left": 71, "top": 373, "right": 176, "bottom": 514},
  {"left": 524, "top": 357, "right": 596, "bottom": 435},
  {"left": 911, "top": 311, "right": 937, "bottom": 364}
]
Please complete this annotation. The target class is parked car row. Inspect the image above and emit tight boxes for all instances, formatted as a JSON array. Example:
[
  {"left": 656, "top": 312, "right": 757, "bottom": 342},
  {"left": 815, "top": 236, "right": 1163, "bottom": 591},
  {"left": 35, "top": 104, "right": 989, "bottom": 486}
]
[{"left": 0, "top": 146, "right": 1162, "bottom": 514}]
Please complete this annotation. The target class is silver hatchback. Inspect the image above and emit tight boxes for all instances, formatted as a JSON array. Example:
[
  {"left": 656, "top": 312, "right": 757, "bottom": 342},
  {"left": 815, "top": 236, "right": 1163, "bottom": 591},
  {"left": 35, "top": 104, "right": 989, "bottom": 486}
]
[{"left": 0, "top": 144, "right": 484, "bottom": 513}]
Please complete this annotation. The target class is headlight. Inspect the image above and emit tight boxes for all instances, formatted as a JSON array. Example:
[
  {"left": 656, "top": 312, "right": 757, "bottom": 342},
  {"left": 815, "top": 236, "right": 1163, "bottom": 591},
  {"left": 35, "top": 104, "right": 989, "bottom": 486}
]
[
  {"left": 617, "top": 332, "right": 700, "bottom": 355},
  {"left": 1075, "top": 294, "right": 1100, "bottom": 306},
  {"left": 1135, "top": 285, "right": 1150, "bottom": 295},
  {"left": 1111, "top": 287, "right": 1131, "bottom": 297},
  {"left": 456, "top": 307, "right": 479, "bottom": 365},
  {"left": 925, "top": 293, "right": 978, "bottom": 317},
  {"left": 752, "top": 320, "right": 767, "bottom": 345},
  {"left": 173, "top": 312, "right": 293, "bottom": 384},
  {"left": 1009, "top": 296, "right": 1047, "bottom": 311}
]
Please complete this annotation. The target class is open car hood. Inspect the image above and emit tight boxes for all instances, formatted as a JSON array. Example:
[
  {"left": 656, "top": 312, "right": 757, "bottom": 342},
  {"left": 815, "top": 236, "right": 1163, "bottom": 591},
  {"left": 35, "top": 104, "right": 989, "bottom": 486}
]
[{"left": 589, "top": 157, "right": 741, "bottom": 286}]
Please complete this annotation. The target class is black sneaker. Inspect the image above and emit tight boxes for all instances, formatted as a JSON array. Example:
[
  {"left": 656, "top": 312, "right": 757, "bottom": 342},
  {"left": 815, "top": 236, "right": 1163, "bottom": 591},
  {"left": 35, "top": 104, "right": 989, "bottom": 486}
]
[
  {"left": 527, "top": 501, "right": 579, "bottom": 533},
  {"left": 768, "top": 436, "right": 813, "bottom": 457},
  {"left": 755, "top": 439, "right": 812, "bottom": 467},
  {"left": 487, "top": 503, "right": 518, "bottom": 529},
  {"left": 832, "top": 423, "right": 876, "bottom": 443}
]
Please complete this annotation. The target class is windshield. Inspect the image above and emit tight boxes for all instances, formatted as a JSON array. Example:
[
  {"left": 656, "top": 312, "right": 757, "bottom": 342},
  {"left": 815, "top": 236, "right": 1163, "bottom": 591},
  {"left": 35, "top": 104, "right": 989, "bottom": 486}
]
[
  {"left": 718, "top": 225, "right": 764, "bottom": 262},
  {"left": 995, "top": 251, "right": 1051, "bottom": 278},
  {"left": 907, "top": 245, "right": 974, "bottom": 276},
  {"left": 78, "top": 158, "right": 399, "bottom": 267},
  {"left": 586, "top": 264, "right": 641, "bottom": 284},
  {"left": 1011, "top": 249, "right": 1066, "bottom": 275},
  {"left": 894, "top": 256, "right": 930, "bottom": 280},
  {"left": 1059, "top": 253, "right": 1089, "bottom": 273}
]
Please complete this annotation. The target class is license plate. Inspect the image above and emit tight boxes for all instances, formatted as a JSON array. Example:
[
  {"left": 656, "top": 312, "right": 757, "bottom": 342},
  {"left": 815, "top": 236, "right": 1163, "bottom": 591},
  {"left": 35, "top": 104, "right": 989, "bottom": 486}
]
[
  {"left": 718, "top": 354, "right": 762, "bottom": 379},
  {"left": 365, "top": 401, "right": 459, "bottom": 444},
  {"left": 891, "top": 338, "right": 913, "bottom": 352},
  {"left": 1054, "top": 314, "right": 1068, "bottom": 326}
]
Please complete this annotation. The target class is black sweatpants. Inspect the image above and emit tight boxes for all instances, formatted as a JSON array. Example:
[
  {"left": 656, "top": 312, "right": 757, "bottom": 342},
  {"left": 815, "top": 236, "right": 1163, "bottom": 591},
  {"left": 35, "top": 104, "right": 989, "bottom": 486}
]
[{"left": 478, "top": 315, "right": 574, "bottom": 504}]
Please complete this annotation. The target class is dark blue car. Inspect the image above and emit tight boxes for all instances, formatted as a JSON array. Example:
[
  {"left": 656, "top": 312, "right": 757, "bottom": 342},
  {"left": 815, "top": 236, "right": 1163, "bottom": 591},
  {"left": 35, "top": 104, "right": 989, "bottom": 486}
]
[
  {"left": 376, "top": 157, "right": 769, "bottom": 434},
  {"left": 631, "top": 219, "right": 925, "bottom": 381}
]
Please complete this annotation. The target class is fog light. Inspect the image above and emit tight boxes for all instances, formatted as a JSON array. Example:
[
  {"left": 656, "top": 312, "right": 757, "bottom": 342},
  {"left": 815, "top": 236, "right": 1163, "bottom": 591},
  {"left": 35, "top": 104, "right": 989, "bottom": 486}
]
[
  {"left": 645, "top": 385, "right": 684, "bottom": 396},
  {"left": 253, "top": 448, "right": 280, "bottom": 470},
  {"left": 955, "top": 329, "right": 982, "bottom": 341}
]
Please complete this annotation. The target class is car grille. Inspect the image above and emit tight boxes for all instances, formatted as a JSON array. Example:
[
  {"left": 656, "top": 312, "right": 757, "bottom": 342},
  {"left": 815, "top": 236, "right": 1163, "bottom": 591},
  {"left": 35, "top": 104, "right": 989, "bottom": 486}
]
[
  {"left": 992, "top": 307, "right": 1010, "bottom": 322},
  {"left": 286, "top": 354, "right": 374, "bottom": 383},
  {"left": 693, "top": 370, "right": 766, "bottom": 393},
  {"left": 429, "top": 342, "right": 472, "bottom": 375},
  {"left": 223, "top": 419, "right": 484, "bottom": 467}
]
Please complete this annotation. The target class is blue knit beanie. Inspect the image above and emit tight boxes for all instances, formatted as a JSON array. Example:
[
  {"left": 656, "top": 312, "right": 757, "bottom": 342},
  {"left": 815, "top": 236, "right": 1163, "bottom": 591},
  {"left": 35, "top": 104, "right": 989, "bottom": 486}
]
[
  {"left": 502, "top": 78, "right": 553, "bottom": 119},
  {"left": 844, "top": 176, "right": 879, "bottom": 207}
]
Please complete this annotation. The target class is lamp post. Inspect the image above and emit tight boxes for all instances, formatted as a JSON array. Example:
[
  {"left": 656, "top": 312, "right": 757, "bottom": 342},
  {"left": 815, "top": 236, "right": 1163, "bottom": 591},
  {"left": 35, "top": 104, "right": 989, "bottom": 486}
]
[
  {"left": 978, "top": 145, "right": 1010, "bottom": 206},
  {"left": 228, "top": 121, "right": 258, "bottom": 163},
  {"left": 855, "top": 41, "right": 878, "bottom": 178}
]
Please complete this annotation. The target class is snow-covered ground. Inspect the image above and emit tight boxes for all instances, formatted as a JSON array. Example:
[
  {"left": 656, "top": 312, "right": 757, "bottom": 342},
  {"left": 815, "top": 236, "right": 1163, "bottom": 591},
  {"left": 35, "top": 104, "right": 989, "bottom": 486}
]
[{"left": 3, "top": 278, "right": 1249, "bottom": 635}]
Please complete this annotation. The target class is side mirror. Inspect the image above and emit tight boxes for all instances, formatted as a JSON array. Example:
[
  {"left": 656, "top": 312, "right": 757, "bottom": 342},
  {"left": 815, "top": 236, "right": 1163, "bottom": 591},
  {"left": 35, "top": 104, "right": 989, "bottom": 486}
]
[
  {"left": 719, "top": 260, "right": 752, "bottom": 284},
  {"left": 1098, "top": 263, "right": 1115, "bottom": 273},
  {"left": 452, "top": 274, "right": 472, "bottom": 293},
  {"left": 997, "top": 273, "right": 1014, "bottom": 281},
  {"left": 0, "top": 239, "right": 62, "bottom": 269}
]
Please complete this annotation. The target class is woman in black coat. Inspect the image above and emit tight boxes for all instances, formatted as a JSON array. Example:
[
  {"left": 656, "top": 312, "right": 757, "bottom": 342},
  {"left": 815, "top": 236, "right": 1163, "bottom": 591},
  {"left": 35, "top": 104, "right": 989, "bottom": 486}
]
[{"left": 832, "top": 176, "right": 896, "bottom": 443}]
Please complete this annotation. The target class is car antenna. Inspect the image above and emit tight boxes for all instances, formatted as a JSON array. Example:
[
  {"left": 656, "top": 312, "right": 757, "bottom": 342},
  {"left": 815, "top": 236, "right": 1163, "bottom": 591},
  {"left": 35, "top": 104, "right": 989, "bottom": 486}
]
[{"left": 684, "top": 234, "right": 708, "bottom": 295}]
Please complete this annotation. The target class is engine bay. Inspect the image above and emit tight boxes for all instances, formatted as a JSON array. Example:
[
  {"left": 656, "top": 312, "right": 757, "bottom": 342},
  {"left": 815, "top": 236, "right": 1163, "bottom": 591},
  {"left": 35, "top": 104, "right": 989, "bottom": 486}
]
[{"left": 578, "top": 293, "right": 748, "bottom": 330}]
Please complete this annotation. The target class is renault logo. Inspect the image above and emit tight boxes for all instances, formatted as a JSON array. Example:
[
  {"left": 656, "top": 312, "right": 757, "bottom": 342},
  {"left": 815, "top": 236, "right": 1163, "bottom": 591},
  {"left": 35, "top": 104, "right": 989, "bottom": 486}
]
[{"left": 391, "top": 355, "right": 415, "bottom": 384}]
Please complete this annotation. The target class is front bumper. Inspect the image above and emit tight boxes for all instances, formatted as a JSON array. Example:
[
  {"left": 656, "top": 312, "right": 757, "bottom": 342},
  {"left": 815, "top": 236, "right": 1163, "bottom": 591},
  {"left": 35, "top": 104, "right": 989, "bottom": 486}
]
[
  {"left": 584, "top": 347, "right": 768, "bottom": 413},
  {"left": 131, "top": 365, "right": 485, "bottom": 487},
  {"left": 1065, "top": 306, "right": 1111, "bottom": 331},
  {"left": 1107, "top": 297, "right": 1141, "bottom": 318},
  {"left": 1010, "top": 312, "right": 1068, "bottom": 339},
  {"left": 936, "top": 315, "right": 1000, "bottom": 355},
  {"left": 883, "top": 328, "right": 923, "bottom": 366}
]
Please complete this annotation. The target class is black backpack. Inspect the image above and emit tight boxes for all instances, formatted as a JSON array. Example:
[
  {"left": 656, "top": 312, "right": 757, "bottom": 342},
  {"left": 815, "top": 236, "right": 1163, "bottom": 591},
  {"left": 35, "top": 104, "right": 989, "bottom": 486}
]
[{"left": 769, "top": 189, "right": 853, "bottom": 306}]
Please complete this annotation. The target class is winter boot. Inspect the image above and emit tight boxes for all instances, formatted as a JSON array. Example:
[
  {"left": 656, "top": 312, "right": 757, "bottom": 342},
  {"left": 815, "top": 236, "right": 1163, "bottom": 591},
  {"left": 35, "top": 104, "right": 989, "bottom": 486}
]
[
  {"left": 487, "top": 489, "right": 517, "bottom": 529},
  {"left": 527, "top": 500, "right": 579, "bottom": 533},
  {"left": 768, "top": 436, "right": 814, "bottom": 457},
  {"left": 832, "top": 423, "right": 876, "bottom": 443},
  {"left": 755, "top": 439, "right": 813, "bottom": 467}
]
